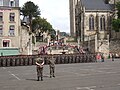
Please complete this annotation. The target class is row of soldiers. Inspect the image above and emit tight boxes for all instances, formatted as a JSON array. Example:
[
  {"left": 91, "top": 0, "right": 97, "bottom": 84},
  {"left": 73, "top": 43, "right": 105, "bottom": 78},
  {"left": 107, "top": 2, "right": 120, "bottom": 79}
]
[{"left": 35, "top": 55, "right": 55, "bottom": 81}]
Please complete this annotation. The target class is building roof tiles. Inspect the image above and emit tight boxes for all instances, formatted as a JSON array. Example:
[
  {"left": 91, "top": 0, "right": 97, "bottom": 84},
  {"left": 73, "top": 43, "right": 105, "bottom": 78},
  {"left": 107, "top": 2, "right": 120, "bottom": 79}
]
[{"left": 81, "top": 0, "right": 114, "bottom": 11}]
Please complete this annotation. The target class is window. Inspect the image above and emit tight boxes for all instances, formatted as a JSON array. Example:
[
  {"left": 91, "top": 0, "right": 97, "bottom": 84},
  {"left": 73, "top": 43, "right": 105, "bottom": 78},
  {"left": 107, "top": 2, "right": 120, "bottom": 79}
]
[
  {"left": 10, "top": 13, "right": 15, "bottom": 22},
  {"left": 3, "top": 40, "right": 10, "bottom": 47},
  {"left": 0, "top": 0, "right": 3, "bottom": 6},
  {"left": 0, "top": 25, "right": 3, "bottom": 35},
  {"left": 9, "top": 25, "right": 15, "bottom": 36},
  {"left": 9, "top": 0, "right": 15, "bottom": 7},
  {"left": 89, "top": 15, "right": 94, "bottom": 30},
  {"left": 0, "top": 12, "right": 3, "bottom": 22},
  {"left": 100, "top": 15, "right": 105, "bottom": 31}
]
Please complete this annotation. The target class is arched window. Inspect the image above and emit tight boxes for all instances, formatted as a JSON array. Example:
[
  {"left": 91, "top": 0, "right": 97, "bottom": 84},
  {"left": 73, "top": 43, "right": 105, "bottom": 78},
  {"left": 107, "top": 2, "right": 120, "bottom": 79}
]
[
  {"left": 89, "top": 15, "right": 94, "bottom": 30},
  {"left": 9, "top": 0, "right": 15, "bottom": 7},
  {"left": 100, "top": 15, "right": 105, "bottom": 31}
]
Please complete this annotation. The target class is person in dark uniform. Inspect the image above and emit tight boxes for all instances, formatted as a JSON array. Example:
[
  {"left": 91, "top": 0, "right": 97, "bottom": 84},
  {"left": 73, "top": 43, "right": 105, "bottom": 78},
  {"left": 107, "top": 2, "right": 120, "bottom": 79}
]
[
  {"left": 101, "top": 53, "right": 104, "bottom": 62},
  {"left": 48, "top": 55, "right": 56, "bottom": 78},
  {"left": 35, "top": 57, "right": 44, "bottom": 81},
  {"left": 111, "top": 53, "right": 115, "bottom": 61}
]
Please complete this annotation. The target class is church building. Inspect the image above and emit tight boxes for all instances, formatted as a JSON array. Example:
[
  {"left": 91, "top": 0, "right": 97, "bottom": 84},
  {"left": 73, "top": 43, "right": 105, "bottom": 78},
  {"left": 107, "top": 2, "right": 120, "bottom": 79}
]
[{"left": 69, "top": 0, "right": 120, "bottom": 57}]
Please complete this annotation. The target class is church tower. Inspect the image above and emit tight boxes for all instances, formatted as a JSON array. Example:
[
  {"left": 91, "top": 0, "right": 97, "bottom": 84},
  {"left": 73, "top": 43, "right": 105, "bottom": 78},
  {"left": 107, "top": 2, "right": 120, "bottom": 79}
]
[{"left": 69, "top": 0, "right": 80, "bottom": 37}]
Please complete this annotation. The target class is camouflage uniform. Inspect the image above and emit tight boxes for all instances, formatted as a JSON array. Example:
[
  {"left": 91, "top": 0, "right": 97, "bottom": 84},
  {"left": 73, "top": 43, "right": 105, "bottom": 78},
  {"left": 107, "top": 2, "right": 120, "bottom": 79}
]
[
  {"left": 48, "top": 56, "right": 56, "bottom": 78},
  {"left": 35, "top": 57, "right": 44, "bottom": 81}
]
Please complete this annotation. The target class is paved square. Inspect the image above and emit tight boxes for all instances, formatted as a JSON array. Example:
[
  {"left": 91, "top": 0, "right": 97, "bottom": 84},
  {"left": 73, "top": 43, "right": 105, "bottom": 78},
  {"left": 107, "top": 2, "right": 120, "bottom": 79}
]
[{"left": 0, "top": 59, "right": 120, "bottom": 90}]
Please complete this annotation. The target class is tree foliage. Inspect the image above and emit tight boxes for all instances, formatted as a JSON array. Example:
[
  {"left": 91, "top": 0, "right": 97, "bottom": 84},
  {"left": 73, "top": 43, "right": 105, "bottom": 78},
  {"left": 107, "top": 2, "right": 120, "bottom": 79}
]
[
  {"left": 112, "top": 19, "right": 120, "bottom": 32},
  {"left": 32, "top": 17, "right": 53, "bottom": 33},
  {"left": 116, "top": 1, "right": 120, "bottom": 18},
  {"left": 21, "top": 1, "right": 40, "bottom": 32},
  {"left": 112, "top": 1, "right": 120, "bottom": 32},
  {"left": 21, "top": 1, "right": 56, "bottom": 40}
]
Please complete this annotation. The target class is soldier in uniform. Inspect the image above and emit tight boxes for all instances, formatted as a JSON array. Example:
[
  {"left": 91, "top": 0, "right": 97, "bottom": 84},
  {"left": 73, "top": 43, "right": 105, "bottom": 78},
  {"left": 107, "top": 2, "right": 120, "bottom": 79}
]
[
  {"left": 101, "top": 53, "right": 104, "bottom": 62},
  {"left": 48, "top": 55, "right": 56, "bottom": 78},
  {"left": 111, "top": 53, "right": 115, "bottom": 61},
  {"left": 35, "top": 56, "right": 44, "bottom": 81}
]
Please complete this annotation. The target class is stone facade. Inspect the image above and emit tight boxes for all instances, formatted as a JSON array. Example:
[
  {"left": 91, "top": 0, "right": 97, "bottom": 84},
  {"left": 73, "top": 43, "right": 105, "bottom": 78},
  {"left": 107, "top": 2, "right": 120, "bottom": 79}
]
[
  {"left": 0, "top": 0, "right": 21, "bottom": 56},
  {"left": 110, "top": 39, "right": 120, "bottom": 56},
  {"left": 20, "top": 25, "right": 31, "bottom": 55}
]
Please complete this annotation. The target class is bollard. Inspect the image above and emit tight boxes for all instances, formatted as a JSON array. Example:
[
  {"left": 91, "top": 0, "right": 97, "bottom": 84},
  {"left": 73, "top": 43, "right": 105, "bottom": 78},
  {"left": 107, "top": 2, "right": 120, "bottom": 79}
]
[
  {"left": 73, "top": 55, "right": 76, "bottom": 63},
  {"left": 0, "top": 57, "right": 2, "bottom": 67},
  {"left": 64, "top": 55, "right": 68, "bottom": 64},
  {"left": 28, "top": 57, "right": 32, "bottom": 65},
  {"left": 12, "top": 58, "right": 16, "bottom": 66},
  {"left": 76, "top": 55, "right": 79, "bottom": 63},
  {"left": 2, "top": 57, "right": 7, "bottom": 67},
  {"left": 59, "top": 55, "right": 62, "bottom": 64},
  {"left": 55, "top": 55, "right": 59, "bottom": 64},
  {"left": 16, "top": 58, "right": 20, "bottom": 66},
  {"left": 6, "top": 58, "right": 10, "bottom": 67},
  {"left": 24, "top": 58, "right": 27, "bottom": 66}
]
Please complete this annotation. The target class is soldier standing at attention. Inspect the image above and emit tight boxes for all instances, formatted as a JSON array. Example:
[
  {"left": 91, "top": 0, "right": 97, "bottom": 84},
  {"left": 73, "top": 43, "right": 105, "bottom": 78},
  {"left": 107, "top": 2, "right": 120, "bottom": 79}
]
[
  {"left": 48, "top": 55, "right": 56, "bottom": 78},
  {"left": 35, "top": 56, "right": 44, "bottom": 81}
]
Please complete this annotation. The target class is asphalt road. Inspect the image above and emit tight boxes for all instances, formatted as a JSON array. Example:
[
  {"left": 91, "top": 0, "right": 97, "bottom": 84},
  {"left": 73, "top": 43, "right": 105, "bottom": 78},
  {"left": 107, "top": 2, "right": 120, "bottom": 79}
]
[{"left": 0, "top": 59, "right": 120, "bottom": 90}]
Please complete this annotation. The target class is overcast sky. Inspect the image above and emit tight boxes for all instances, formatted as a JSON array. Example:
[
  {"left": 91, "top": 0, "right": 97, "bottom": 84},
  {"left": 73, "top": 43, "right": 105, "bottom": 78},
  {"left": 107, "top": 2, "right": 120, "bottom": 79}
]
[{"left": 20, "top": 0, "right": 70, "bottom": 33}]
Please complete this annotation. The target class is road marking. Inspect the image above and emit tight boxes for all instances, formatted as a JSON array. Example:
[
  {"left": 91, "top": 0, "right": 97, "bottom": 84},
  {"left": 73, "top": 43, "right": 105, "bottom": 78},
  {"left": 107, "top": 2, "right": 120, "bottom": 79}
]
[
  {"left": 2, "top": 67, "right": 20, "bottom": 80},
  {"left": 11, "top": 74, "right": 21, "bottom": 80},
  {"left": 105, "top": 72, "right": 116, "bottom": 74},
  {"left": 117, "top": 83, "right": 120, "bottom": 86},
  {"left": 2, "top": 67, "right": 6, "bottom": 69},
  {"left": 8, "top": 71, "right": 21, "bottom": 80},
  {"left": 76, "top": 86, "right": 96, "bottom": 90}
]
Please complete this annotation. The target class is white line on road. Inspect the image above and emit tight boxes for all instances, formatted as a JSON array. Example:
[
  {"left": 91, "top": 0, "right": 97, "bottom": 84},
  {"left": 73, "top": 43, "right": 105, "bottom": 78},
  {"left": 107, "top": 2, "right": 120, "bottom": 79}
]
[
  {"left": 117, "top": 83, "right": 120, "bottom": 86},
  {"left": 2, "top": 67, "right": 20, "bottom": 80},
  {"left": 76, "top": 86, "right": 96, "bottom": 90},
  {"left": 11, "top": 74, "right": 21, "bottom": 80},
  {"left": 2, "top": 67, "right": 6, "bottom": 69},
  {"left": 8, "top": 71, "right": 21, "bottom": 80}
]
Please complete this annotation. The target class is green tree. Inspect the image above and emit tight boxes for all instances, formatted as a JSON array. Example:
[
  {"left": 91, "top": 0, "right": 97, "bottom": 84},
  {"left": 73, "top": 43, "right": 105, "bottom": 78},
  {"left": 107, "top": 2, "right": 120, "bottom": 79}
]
[
  {"left": 116, "top": 1, "right": 120, "bottom": 18},
  {"left": 112, "top": 19, "right": 120, "bottom": 32},
  {"left": 32, "top": 17, "right": 56, "bottom": 41},
  {"left": 32, "top": 17, "right": 53, "bottom": 33},
  {"left": 112, "top": 1, "right": 120, "bottom": 38},
  {"left": 50, "top": 29, "right": 56, "bottom": 41},
  {"left": 21, "top": 1, "right": 40, "bottom": 33}
]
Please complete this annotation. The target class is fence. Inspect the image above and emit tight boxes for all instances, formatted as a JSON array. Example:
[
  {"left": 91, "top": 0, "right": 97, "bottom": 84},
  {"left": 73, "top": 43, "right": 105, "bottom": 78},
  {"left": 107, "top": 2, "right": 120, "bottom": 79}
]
[{"left": 0, "top": 54, "right": 96, "bottom": 67}]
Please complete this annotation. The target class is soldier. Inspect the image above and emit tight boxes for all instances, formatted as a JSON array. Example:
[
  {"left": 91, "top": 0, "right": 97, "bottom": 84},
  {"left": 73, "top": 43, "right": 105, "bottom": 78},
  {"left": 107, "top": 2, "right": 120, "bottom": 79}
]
[
  {"left": 48, "top": 55, "right": 56, "bottom": 78},
  {"left": 35, "top": 56, "right": 44, "bottom": 81},
  {"left": 101, "top": 53, "right": 104, "bottom": 62},
  {"left": 111, "top": 53, "right": 115, "bottom": 61}
]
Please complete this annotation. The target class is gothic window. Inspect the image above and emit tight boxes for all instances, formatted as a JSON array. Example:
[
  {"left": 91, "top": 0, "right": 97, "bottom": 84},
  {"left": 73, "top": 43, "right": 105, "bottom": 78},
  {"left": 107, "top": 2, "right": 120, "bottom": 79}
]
[
  {"left": 0, "top": 25, "right": 3, "bottom": 35},
  {"left": 0, "top": 0, "right": 3, "bottom": 6},
  {"left": 89, "top": 15, "right": 94, "bottom": 30},
  {"left": 9, "top": 0, "right": 15, "bottom": 7},
  {"left": 0, "top": 12, "right": 3, "bottom": 22},
  {"left": 9, "top": 13, "right": 15, "bottom": 22},
  {"left": 100, "top": 15, "right": 105, "bottom": 31},
  {"left": 9, "top": 25, "right": 15, "bottom": 36}
]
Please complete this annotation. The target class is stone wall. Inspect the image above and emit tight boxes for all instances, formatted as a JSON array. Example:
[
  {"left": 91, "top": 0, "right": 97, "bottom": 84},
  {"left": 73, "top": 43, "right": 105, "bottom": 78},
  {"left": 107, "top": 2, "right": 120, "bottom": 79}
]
[{"left": 110, "top": 39, "right": 120, "bottom": 56}]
